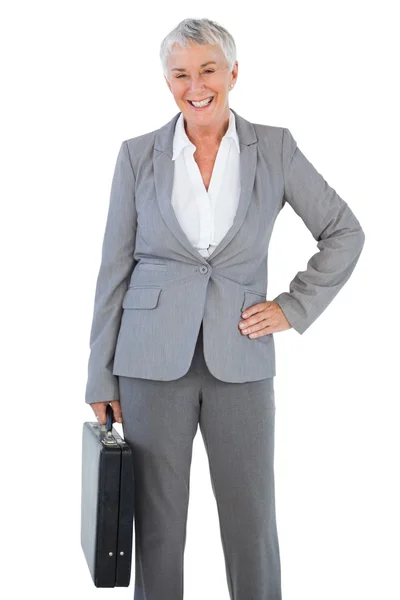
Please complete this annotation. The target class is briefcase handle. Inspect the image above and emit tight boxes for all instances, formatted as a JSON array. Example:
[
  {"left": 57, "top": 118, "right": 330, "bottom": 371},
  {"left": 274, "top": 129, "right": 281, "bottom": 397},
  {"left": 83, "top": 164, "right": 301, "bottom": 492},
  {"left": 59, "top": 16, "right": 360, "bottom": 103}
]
[
  {"left": 100, "top": 404, "right": 119, "bottom": 447},
  {"left": 106, "top": 403, "right": 114, "bottom": 432}
]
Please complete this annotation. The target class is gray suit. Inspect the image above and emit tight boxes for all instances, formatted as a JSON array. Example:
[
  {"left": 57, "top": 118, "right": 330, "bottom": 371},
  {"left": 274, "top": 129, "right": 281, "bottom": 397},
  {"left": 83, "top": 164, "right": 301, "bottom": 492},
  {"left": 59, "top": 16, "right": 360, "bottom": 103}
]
[
  {"left": 84, "top": 109, "right": 365, "bottom": 599},
  {"left": 85, "top": 108, "right": 365, "bottom": 405}
]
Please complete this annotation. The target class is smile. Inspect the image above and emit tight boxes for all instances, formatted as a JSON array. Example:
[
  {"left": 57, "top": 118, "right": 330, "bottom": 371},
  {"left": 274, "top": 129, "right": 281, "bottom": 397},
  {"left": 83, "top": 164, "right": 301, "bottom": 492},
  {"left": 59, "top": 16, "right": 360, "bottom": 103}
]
[{"left": 187, "top": 96, "right": 214, "bottom": 109}]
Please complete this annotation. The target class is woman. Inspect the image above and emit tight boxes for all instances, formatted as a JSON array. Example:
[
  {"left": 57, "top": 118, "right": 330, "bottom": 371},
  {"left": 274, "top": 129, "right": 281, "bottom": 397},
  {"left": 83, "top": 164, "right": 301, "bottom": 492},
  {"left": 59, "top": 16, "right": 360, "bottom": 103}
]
[{"left": 85, "top": 18, "right": 365, "bottom": 600}]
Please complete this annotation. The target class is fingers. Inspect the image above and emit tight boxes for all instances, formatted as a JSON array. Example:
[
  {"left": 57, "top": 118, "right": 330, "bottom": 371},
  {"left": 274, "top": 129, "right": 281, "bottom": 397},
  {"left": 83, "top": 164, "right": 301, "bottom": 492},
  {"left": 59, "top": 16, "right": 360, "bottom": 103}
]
[
  {"left": 238, "top": 302, "right": 290, "bottom": 337},
  {"left": 239, "top": 310, "right": 270, "bottom": 333},
  {"left": 90, "top": 400, "right": 123, "bottom": 425},
  {"left": 110, "top": 400, "right": 123, "bottom": 424},
  {"left": 239, "top": 319, "right": 271, "bottom": 337},
  {"left": 90, "top": 402, "right": 108, "bottom": 425}
]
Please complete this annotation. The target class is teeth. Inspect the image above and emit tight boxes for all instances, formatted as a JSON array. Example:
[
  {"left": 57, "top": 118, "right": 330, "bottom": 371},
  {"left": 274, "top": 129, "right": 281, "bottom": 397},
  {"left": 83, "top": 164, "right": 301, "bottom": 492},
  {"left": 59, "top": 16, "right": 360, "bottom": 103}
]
[{"left": 191, "top": 97, "right": 213, "bottom": 107}]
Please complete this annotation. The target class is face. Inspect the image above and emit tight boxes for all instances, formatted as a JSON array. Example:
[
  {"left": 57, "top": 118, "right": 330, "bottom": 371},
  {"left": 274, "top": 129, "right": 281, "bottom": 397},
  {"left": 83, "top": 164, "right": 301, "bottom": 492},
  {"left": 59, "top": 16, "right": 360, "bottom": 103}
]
[{"left": 164, "top": 42, "right": 238, "bottom": 129}]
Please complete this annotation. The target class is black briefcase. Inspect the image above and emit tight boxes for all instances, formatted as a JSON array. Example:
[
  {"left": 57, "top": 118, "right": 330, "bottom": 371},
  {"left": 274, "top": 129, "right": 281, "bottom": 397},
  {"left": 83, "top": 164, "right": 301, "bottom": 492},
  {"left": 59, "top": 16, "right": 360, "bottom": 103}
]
[{"left": 80, "top": 404, "right": 135, "bottom": 587}]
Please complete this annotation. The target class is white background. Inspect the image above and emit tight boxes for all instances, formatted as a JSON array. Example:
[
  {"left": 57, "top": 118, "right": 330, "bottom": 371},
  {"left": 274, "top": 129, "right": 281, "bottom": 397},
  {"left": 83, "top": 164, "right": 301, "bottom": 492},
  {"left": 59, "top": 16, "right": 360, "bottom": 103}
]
[{"left": 2, "top": 1, "right": 399, "bottom": 599}]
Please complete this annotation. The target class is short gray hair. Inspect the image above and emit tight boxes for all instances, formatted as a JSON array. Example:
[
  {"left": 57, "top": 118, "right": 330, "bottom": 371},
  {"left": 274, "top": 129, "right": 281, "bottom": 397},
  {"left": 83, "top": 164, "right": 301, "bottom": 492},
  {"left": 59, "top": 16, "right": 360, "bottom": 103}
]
[{"left": 160, "top": 18, "right": 237, "bottom": 77}]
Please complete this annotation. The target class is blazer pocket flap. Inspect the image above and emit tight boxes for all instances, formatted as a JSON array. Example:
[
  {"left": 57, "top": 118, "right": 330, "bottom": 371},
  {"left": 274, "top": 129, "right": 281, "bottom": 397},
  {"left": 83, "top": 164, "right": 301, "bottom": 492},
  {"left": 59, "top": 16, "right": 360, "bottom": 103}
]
[
  {"left": 123, "top": 286, "right": 162, "bottom": 309},
  {"left": 241, "top": 289, "right": 267, "bottom": 312}
]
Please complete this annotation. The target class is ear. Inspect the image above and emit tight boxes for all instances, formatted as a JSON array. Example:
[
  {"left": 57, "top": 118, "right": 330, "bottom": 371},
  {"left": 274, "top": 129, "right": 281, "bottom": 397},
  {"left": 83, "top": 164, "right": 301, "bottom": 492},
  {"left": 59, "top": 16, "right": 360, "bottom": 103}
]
[{"left": 231, "top": 60, "right": 239, "bottom": 87}]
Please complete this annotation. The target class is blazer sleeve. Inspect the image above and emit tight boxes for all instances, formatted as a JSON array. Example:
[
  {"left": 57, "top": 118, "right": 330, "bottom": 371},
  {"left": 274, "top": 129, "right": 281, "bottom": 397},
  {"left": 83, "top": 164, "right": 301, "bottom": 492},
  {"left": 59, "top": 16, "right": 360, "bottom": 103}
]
[
  {"left": 272, "top": 128, "right": 366, "bottom": 335},
  {"left": 85, "top": 141, "right": 137, "bottom": 404}
]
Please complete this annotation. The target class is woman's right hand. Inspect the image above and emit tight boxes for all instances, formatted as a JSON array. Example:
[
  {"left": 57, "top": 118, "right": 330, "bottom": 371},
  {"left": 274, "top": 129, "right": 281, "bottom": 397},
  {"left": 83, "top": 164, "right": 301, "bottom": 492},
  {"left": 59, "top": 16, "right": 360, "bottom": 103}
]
[{"left": 90, "top": 400, "right": 123, "bottom": 426}]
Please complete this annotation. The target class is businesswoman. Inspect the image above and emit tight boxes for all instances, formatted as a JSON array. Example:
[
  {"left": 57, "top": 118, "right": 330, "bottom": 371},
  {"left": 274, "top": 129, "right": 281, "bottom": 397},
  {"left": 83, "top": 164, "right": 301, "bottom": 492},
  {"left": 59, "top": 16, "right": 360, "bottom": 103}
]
[{"left": 85, "top": 17, "right": 365, "bottom": 600}]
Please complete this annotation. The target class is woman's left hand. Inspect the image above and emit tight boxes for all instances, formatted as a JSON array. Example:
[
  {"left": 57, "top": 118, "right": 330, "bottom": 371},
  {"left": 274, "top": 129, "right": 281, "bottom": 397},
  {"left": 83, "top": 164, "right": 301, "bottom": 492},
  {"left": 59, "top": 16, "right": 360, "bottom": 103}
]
[{"left": 238, "top": 301, "right": 292, "bottom": 338}]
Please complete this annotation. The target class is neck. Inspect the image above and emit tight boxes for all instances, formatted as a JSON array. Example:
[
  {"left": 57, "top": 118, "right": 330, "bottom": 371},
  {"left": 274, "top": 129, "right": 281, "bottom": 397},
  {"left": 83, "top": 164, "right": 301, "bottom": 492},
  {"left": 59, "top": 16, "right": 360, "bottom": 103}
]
[{"left": 184, "top": 109, "right": 230, "bottom": 148}]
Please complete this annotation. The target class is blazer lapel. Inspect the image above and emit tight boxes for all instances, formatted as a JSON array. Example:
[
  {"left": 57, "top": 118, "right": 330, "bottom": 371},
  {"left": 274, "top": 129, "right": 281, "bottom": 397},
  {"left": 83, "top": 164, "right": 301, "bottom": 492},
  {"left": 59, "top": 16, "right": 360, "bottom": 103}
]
[{"left": 153, "top": 107, "right": 258, "bottom": 264}]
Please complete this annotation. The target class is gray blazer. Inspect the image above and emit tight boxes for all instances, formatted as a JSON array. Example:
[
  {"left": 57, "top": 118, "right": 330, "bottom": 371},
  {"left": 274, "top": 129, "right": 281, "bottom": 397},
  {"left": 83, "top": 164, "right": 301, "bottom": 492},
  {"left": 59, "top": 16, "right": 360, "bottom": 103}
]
[{"left": 85, "top": 108, "right": 365, "bottom": 405}]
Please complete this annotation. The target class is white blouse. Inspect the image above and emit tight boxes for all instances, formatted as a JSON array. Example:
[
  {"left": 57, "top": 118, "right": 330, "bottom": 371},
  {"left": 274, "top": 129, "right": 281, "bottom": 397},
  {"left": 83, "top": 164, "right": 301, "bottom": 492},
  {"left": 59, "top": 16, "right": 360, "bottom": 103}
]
[{"left": 171, "top": 109, "right": 241, "bottom": 259}]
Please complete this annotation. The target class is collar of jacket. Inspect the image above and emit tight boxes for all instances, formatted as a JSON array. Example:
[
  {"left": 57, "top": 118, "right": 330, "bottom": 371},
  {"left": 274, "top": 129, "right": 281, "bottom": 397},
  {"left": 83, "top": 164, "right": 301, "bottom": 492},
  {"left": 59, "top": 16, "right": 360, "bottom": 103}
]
[{"left": 154, "top": 108, "right": 258, "bottom": 158}]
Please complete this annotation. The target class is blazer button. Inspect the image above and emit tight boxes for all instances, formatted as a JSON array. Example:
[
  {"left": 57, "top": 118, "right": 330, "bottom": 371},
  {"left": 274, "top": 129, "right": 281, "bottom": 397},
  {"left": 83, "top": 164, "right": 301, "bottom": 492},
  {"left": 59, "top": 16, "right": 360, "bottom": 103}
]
[{"left": 199, "top": 266, "right": 208, "bottom": 274}]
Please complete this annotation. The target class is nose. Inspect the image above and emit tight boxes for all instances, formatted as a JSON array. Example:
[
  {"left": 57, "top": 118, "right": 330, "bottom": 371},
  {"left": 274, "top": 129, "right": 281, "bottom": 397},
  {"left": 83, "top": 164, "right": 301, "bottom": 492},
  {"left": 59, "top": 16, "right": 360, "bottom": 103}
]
[{"left": 188, "top": 75, "right": 206, "bottom": 95}]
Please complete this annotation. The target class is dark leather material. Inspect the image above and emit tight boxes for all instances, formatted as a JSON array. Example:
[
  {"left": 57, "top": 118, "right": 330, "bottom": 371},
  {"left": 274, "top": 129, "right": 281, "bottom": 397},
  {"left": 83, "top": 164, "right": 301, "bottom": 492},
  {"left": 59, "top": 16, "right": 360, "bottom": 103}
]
[{"left": 80, "top": 411, "right": 134, "bottom": 587}]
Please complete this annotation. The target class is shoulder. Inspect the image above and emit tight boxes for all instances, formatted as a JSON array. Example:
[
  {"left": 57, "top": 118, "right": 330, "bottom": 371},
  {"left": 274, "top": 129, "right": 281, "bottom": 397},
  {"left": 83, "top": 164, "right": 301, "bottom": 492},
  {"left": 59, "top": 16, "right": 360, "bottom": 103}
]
[
  {"left": 250, "top": 121, "right": 289, "bottom": 158},
  {"left": 123, "top": 127, "right": 159, "bottom": 155},
  {"left": 119, "top": 127, "right": 160, "bottom": 177},
  {"left": 252, "top": 121, "right": 294, "bottom": 145},
  {"left": 252, "top": 122, "right": 284, "bottom": 137},
  {"left": 251, "top": 121, "right": 297, "bottom": 164}
]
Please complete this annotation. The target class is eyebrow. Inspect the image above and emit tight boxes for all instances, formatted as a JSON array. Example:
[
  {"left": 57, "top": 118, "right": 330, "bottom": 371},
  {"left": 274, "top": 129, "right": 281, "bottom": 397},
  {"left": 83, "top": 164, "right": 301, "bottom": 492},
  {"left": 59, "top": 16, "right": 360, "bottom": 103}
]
[{"left": 171, "top": 61, "right": 217, "bottom": 72}]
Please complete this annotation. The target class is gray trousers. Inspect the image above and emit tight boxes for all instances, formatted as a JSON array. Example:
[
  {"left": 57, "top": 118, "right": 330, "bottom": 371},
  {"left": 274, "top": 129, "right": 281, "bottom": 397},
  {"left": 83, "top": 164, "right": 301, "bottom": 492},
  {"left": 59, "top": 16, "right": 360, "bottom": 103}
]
[{"left": 118, "top": 322, "right": 282, "bottom": 600}]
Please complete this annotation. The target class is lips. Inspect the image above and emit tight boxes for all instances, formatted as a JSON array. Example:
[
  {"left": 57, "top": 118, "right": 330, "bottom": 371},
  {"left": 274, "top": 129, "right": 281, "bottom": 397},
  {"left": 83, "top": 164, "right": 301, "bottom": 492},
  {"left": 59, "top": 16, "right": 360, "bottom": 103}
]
[{"left": 187, "top": 96, "right": 214, "bottom": 110}]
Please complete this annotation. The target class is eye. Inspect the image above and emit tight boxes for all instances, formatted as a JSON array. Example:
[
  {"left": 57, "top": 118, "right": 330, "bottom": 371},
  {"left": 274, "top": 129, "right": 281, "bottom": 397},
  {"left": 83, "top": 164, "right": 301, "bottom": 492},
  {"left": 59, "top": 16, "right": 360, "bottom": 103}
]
[{"left": 176, "top": 70, "right": 214, "bottom": 79}]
